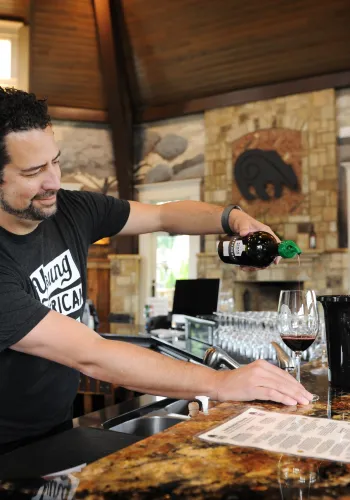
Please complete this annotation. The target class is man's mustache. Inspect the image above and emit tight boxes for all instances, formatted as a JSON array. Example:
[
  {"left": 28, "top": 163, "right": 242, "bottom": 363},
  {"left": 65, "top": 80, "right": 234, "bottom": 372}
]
[{"left": 33, "top": 190, "right": 58, "bottom": 200}]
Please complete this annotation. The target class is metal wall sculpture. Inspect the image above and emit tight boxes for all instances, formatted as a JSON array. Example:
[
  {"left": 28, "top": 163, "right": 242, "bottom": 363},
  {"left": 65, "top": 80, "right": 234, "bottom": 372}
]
[{"left": 234, "top": 148, "right": 299, "bottom": 201}]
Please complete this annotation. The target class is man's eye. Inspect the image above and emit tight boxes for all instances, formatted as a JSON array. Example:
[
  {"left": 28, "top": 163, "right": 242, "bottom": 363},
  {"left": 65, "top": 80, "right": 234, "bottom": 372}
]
[{"left": 25, "top": 168, "right": 42, "bottom": 177}]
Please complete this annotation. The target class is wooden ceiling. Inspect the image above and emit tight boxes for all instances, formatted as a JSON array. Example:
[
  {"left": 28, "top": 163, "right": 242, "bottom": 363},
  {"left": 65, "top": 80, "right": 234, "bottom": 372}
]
[
  {"left": 1, "top": 0, "right": 350, "bottom": 123},
  {"left": 122, "top": 0, "right": 350, "bottom": 110}
]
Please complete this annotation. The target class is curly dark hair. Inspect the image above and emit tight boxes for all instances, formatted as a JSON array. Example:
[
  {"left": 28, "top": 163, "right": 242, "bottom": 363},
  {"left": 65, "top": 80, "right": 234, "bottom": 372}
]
[{"left": 0, "top": 87, "right": 51, "bottom": 183}]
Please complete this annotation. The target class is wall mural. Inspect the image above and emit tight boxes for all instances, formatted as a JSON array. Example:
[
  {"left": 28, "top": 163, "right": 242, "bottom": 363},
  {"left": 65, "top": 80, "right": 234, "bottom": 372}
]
[
  {"left": 52, "top": 120, "right": 118, "bottom": 196},
  {"left": 134, "top": 114, "right": 205, "bottom": 184},
  {"left": 231, "top": 128, "right": 304, "bottom": 217}
]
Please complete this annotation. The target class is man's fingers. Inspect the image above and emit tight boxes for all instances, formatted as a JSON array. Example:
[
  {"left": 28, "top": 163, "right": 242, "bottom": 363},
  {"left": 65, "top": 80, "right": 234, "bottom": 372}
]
[
  {"left": 260, "top": 224, "right": 280, "bottom": 243},
  {"left": 256, "top": 376, "right": 311, "bottom": 405},
  {"left": 248, "top": 360, "right": 313, "bottom": 401},
  {"left": 253, "top": 387, "right": 298, "bottom": 406}
]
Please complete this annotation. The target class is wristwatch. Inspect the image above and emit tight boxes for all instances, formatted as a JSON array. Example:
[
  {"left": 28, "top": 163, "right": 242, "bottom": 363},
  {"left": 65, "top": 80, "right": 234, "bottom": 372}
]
[{"left": 221, "top": 204, "right": 243, "bottom": 235}]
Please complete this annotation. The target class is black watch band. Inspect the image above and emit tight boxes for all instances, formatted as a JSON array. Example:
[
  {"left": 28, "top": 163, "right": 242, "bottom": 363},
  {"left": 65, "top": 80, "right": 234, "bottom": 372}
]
[{"left": 221, "top": 204, "right": 243, "bottom": 235}]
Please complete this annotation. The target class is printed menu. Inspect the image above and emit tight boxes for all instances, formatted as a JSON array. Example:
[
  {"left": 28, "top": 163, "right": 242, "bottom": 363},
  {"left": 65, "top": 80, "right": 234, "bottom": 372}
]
[{"left": 198, "top": 407, "right": 350, "bottom": 462}]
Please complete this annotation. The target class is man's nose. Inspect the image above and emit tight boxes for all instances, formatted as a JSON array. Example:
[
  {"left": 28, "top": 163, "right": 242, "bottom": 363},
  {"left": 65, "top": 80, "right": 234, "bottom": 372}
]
[{"left": 42, "top": 164, "right": 61, "bottom": 191}]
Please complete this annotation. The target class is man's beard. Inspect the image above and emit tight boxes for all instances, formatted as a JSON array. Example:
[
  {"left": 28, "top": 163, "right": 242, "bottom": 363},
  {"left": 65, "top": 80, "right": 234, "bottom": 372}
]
[{"left": 0, "top": 190, "right": 58, "bottom": 221}]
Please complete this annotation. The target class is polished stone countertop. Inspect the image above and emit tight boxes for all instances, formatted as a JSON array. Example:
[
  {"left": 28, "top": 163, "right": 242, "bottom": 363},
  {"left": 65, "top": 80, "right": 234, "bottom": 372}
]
[
  {"left": 4, "top": 362, "right": 350, "bottom": 499},
  {"left": 72, "top": 362, "right": 350, "bottom": 499}
]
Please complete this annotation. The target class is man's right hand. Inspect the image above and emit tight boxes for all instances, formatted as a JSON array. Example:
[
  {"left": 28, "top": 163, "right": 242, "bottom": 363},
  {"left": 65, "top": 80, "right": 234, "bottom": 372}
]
[{"left": 213, "top": 359, "right": 312, "bottom": 406}]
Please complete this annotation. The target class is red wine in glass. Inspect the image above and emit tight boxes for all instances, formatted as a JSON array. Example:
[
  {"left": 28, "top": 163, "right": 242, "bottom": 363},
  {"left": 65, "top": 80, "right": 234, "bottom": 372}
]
[{"left": 280, "top": 335, "right": 316, "bottom": 352}]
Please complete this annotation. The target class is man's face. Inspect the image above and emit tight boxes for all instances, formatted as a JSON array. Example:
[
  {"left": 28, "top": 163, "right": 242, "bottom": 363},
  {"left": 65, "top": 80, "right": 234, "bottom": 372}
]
[{"left": 1, "top": 127, "right": 61, "bottom": 221}]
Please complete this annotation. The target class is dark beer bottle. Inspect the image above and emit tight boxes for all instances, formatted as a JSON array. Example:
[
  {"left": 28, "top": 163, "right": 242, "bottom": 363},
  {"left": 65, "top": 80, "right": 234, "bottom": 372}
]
[{"left": 217, "top": 231, "right": 301, "bottom": 268}]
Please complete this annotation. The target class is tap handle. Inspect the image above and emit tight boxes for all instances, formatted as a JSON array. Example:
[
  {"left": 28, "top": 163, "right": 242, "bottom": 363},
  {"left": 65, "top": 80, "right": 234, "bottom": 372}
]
[
  {"left": 203, "top": 346, "right": 241, "bottom": 370},
  {"left": 271, "top": 342, "right": 295, "bottom": 372}
]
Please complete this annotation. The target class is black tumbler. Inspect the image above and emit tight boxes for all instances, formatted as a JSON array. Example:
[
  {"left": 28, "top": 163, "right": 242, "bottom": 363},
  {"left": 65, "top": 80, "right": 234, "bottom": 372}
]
[{"left": 318, "top": 295, "right": 350, "bottom": 390}]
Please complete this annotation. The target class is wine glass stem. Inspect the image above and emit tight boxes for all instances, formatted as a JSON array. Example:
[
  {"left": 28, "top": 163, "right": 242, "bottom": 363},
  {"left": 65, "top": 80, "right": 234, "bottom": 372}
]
[{"left": 295, "top": 353, "right": 301, "bottom": 383}]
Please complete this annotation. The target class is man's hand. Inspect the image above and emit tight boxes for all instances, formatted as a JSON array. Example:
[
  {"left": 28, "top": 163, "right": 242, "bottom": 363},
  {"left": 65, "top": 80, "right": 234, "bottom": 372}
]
[{"left": 214, "top": 359, "right": 312, "bottom": 406}]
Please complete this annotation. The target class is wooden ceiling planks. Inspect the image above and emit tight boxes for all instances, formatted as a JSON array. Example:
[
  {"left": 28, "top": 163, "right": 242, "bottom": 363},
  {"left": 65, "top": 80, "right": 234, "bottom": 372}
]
[
  {"left": 29, "top": 0, "right": 106, "bottom": 110},
  {"left": 121, "top": 0, "right": 350, "bottom": 109}
]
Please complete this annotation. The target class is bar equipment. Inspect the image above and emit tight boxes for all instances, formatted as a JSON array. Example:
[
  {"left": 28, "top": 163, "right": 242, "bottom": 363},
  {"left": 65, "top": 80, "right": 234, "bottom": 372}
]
[{"left": 318, "top": 295, "right": 350, "bottom": 391}]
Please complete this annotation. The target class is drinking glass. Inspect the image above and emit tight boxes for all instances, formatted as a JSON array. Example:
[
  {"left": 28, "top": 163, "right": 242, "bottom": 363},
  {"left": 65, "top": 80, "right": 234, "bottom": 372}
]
[{"left": 277, "top": 290, "right": 319, "bottom": 402}]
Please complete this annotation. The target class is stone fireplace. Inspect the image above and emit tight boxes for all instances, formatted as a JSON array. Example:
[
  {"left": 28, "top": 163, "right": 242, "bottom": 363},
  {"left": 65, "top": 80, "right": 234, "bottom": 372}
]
[
  {"left": 235, "top": 282, "right": 301, "bottom": 312},
  {"left": 197, "top": 89, "right": 349, "bottom": 309}
]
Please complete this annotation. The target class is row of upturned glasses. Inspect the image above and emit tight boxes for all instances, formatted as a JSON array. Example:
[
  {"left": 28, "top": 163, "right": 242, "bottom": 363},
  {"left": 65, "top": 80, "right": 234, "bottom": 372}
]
[{"left": 212, "top": 310, "right": 326, "bottom": 364}]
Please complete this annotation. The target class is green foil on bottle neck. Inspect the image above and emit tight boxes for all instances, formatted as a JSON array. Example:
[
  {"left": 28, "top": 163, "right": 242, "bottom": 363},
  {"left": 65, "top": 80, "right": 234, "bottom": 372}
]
[{"left": 278, "top": 240, "right": 302, "bottom": 259}]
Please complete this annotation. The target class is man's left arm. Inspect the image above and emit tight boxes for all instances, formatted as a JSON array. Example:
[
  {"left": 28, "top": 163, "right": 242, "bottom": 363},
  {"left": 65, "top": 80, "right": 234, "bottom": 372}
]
[{"left": 119, "top": 200, "right": 278, "bottom": 239}]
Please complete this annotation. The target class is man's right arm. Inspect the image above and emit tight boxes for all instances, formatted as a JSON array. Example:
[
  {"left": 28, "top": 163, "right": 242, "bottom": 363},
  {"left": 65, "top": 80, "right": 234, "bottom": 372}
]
[{"left": 11, "top": 311, "right": 312, "bottom": 405}]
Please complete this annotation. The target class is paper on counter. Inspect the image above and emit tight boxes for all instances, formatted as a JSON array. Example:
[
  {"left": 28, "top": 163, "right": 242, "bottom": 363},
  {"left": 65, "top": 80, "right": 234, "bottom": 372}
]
[
  {"left": 198, "top": 407, "right": 350, "bottom": 463},
  {"left": 33, "top": 473, "right": 80, "bottom": 500},
  {"left": 43, "top": 462, "right": 86, "bottom": 478}
]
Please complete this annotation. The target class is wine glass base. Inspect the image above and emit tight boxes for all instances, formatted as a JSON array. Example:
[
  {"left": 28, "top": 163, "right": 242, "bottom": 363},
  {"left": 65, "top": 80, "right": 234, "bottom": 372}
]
[{"left": 310, "top": 366, "right": 328, "bottom": 376}]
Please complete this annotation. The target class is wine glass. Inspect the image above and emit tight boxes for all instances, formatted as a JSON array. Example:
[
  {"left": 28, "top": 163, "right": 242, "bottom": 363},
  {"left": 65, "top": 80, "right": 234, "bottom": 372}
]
[
  {"left": 277, "top": 455, "right": 319, "bottom": 500},
  {"left": 277, "top": 290, "right": 319, "bottom": 402}
]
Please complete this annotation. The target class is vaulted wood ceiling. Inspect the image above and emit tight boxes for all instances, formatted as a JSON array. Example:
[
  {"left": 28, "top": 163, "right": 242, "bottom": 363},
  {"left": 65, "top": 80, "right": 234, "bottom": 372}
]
[
  {"left": 1, "top": 0, "right": 350, "bottom": 123},
  {"left": 122, "top": 0, "right": 350, "bottom": 109}
]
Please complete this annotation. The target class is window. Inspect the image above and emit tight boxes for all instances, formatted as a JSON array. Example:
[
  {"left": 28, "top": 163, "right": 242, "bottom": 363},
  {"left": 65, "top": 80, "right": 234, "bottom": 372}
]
[
  {"left": 136, "top": 178, "right": 202, "bottom": 322},
  {"left": 0, "top": 20, "right": 29, "bottom": 91}
]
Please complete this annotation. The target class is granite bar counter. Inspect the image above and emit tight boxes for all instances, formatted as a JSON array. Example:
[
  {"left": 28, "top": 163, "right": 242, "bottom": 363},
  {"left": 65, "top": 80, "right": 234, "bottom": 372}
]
[
  {"left": 3, "top": 363, "right": 350, "bottom": 499},
  {"left": 73, "top": 362, "right": 350, "bottom": 499}
]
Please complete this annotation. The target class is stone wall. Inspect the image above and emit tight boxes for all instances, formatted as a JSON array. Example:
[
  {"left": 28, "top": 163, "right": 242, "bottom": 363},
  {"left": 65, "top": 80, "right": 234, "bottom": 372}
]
[
  {"left": 199, "top": 89, "right": 349, "bottom": 308},
  {"left": 204, "top": 89, "right": 338, "bottom": 254}
]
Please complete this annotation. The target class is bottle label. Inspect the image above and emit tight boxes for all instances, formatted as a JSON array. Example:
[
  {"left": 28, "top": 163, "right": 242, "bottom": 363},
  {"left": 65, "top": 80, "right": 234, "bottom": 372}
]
[
  {"left": 233, "top": 240, "right": 246, "bottom": 256},
  {"left": 310, "top": 236, "right": 316, "bottom": 249},
  {"left": 223, "top": 241, "right": 230, "bottom": 257}
]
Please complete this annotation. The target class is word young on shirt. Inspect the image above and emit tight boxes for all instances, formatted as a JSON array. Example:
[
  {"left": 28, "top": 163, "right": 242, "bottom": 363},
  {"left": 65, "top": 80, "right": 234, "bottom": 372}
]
[{"left": 30, "top": 250, "right": 83, "bottom": 315}]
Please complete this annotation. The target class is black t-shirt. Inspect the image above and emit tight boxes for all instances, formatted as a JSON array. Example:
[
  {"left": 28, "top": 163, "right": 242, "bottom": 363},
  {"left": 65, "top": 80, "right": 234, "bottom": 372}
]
[{"left": 0, "top": 189, "right": 130, "bottom": 444}]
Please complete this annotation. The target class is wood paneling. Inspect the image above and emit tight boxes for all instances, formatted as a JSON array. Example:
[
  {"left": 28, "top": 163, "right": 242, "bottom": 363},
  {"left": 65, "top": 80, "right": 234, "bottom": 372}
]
[
  {"left": 30, "top": 0, "right": 106, "bottom": 110},
  {"left": 141, "top": 70, "right": 350, "bottom": 122},
  {"left": 121, "top": 0, "right": 350, "bottom": 110},
  {"left": 0, "top": 0, "right": 29, "bottom": 21},
  {"left": 87, "top": 258, "right": 110, "bottom": 334}
]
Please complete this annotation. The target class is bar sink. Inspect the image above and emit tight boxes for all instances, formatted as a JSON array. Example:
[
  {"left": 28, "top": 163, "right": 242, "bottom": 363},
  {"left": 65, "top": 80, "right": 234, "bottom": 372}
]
[
  {"left": 103, "top": 399, "right": 191, "bottom": 437},
  {"left": 162, "top": 399, "right": 191, "bottom": 416},
  {"left": 108, "top": 415, "right": 185, "bottom": 437}
]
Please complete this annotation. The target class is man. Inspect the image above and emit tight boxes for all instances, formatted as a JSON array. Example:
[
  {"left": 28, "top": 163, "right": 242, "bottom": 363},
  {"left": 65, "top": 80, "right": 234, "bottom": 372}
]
[{"left": 0, "top": 87, "right": 312, "bottom": 454}]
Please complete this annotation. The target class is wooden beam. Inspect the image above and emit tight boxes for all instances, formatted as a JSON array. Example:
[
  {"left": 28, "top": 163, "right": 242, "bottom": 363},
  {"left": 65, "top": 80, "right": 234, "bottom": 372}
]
[
  {"left": 139, "top": 70, "right": 350, "bottom": 123},
  {"left": 92, "top": 0, "right": 136, "bottom": 253},
  {"left": 49, "top": 106, "right": 108, "bottom": 123}
]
